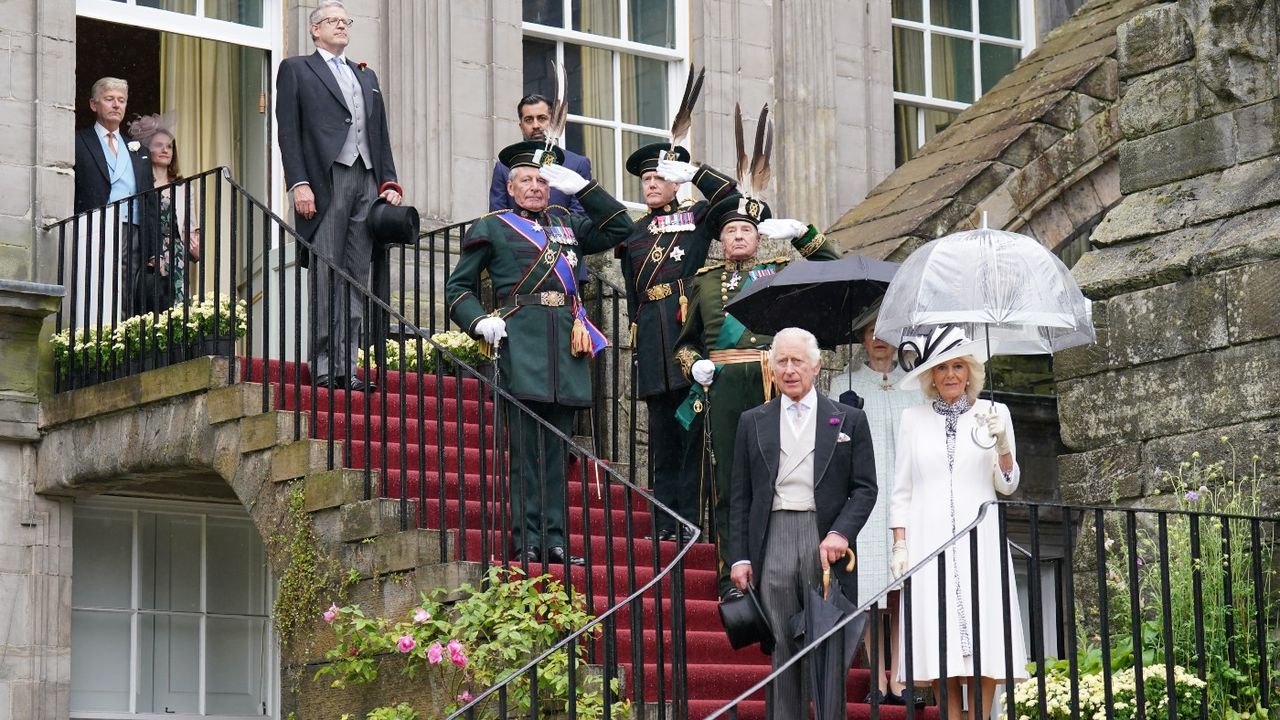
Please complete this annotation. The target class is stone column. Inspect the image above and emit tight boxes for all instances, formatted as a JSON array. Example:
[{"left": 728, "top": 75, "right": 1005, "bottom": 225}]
[{"left": 0, "top": 280, "right": 71, "bottom": 720}]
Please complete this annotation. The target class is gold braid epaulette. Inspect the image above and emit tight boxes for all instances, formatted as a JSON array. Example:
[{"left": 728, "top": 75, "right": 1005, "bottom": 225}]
[
  {"left": 760, "top": 256, "right": 790, "bottom": 266},
  {"left": 798, "top": 232, "right": 828, "bottom": 258},
  {"left": 675, "top": 346, "right": 701, "bottom": 377},
  {"left": 695, "top": 262, "right": 725, "bottom": 275},
  {"left": 479, "top": 208, "right": 511, "bottom": 218}
]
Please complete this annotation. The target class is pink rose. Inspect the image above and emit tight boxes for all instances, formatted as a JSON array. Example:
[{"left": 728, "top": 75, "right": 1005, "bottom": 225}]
[
  {"left": 426, "top": 641, "right": 444, "bottom": 664},
  {"left": 456, "top": 691, "right": 474, "bottom": 703},
  {"left": 413, "top": 607, "right": 430, "bottom": 623},
  {"left": 323, "top": 602, "right": 339, "bottom": 623},
  {"left": 448, "top": 639, "right": 468, "bottom": 667},
  {"left": 396, "top": 634, "right": 416, "bottom": 653}
]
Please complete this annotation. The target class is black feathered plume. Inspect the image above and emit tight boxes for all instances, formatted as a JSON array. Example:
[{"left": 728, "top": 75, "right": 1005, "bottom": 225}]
[
  {"left": 669, "top": 66, "right": 705, "bottom": 149},
  {"left": 734, "top": 103, "right": 773, "bottom": 199}
]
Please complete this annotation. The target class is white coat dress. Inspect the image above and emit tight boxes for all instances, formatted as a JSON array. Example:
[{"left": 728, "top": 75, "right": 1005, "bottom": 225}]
[{"left": 889, "top": 400, "right": 1029, "bottom": 683}]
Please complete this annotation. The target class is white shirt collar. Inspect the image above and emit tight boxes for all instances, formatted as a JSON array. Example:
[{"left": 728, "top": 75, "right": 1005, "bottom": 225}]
[
  {"left": 94, "top": 122, "right": 119, "bottom": 140},
  {"left": 781, "top": 387, "right": 817, "bottom": 415},
  {"left": 317, "top": 47, "right": 346, "bottom": 65}
]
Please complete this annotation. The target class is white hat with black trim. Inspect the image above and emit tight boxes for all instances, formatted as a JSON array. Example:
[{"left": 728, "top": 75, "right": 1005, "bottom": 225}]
[{"left": 895, "top": 325, "right": 990, "bottom": 391}]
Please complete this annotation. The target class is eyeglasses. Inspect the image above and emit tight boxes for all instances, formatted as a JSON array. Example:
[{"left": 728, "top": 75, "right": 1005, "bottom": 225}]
[{"left": 316, "top": 16, "right": 353, "bottom": 28}]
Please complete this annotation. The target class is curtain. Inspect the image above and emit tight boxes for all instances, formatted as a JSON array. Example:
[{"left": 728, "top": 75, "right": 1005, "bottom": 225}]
[{"left": 159, "top": 33, "right": 241, "bottom": 297}]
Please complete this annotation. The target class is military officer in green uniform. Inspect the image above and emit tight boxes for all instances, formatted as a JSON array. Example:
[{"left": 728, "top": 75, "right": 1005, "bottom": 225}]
[
  {"left": 673, "top": 194, "right": 840, "bottom": 598},
  {"left": 446, "top": 140, "right": 633, "bottom": 566},
  {"left": 618, "top": 143, "right": 736, "bottom": 543}
]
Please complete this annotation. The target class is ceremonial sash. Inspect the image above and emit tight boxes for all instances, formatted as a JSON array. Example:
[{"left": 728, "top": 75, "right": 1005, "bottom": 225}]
[{"left": 497, "top": 212, "right": 577, "bottom": 296}]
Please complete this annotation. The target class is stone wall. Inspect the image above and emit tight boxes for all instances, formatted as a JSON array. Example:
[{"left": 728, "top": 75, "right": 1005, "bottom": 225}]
[{"left": 1058, "top": 0, "right": 1280, "bottom": 512}]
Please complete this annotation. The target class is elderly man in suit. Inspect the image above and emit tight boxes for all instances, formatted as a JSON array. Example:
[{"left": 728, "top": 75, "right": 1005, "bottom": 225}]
[
  {"left": 729, "top": 326, "right": 878, "bottom": 720},
  {"left": 276, "top": 0, "right": 403, "bottom": 391},
  {"left": 74, "top": 77, "right": 157, "bottom": 316}
]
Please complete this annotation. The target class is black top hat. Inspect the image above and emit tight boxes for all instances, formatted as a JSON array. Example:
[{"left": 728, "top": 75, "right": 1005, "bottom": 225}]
[
  {"left": 368, "top": 198, "right": 420, "bottom": 246},
  {"left": 625, "top": 142, "right": 691, "bottom": 177},
  {"left": 707, "top": 192, "right": 772, "bottom": 234},
  {"left": 718, "top": 586, "right": 775, "bottom": 654},
  {"left": 499, "top": 140, "right": 566, "bottom": 170}
]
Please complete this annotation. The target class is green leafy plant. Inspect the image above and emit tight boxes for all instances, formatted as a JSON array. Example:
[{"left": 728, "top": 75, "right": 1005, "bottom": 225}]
[
  {"left": 272, "top": 486, "right": 340, "bottom": 650},
  {"left": 314, "top": 566, "right": 627, "bottom": 720},
  {"left": 52, "top": 293, "right": 248, "bottom": 377},
  {"left": 1008, "top": 662, "right": 1207, "bottom": 720},
  {"left": 358, "top": 331, "right": 488, "bottom": 374}
]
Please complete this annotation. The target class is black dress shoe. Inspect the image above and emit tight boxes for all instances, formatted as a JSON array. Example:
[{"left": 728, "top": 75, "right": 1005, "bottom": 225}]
[
  {"left": 313, "top": 374, "right": 341, "bottom": 389},
  {"left": 347, "top": 376, "right": 376, "bottom": 392},
  {"left": 720, "top": 587, "right": 745, "bottom": 602},
  {"left": 544, "top": 546, "right": 584, "bottom": 566},
  {"left": 514, "top": 546, "right": 540, "bottom": 563},
  {"left": 883, "top": 690, "right": 907, "bottom": 706},
  {"left": 653, "top": 528, "right": 678, "bottom": 542},
  {"left": 864, "top": 689, "right": 886, "bottom": 705}
]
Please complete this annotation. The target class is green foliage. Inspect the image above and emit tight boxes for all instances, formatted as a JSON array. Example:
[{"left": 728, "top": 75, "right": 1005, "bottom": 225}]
[
  {"left": 314, "top": 566, "right": 627, "bottom": 720},
  {"left": 272, "top": 486, "right": 340, "bottom": 650},
  {"left": 51, "top": 294, "right": 249, "bottom": 376},
  {"left": 358, "top": 331, "right": 488, "bottom": 374},
  {"left": 1018, "top": 444, "right": 1279, "bottom": 718}
]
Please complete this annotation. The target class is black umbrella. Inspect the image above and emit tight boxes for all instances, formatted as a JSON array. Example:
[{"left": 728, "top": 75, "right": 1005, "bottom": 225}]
[
  {"left": 725, "top": 255, "right": 899, "bottom": 348},
  {"left": 788, "top": 550, "right": 867, "bottom": 720}
]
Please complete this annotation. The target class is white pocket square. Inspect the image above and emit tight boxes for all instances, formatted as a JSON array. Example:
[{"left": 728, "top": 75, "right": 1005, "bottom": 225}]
[{"left": 836, "top": 432, "right": 851, "bottom": 443}]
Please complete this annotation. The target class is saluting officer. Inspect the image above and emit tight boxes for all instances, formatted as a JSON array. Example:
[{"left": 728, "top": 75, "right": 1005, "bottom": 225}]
[
  {"left": 618, "top": 143, "right": 735, "bottom": 543},
  {"left": 674, "top": 194, "right": 840, "bottom": 599},
  {"left": 446, "top": 141, "right": 633, "bottom": 566}
]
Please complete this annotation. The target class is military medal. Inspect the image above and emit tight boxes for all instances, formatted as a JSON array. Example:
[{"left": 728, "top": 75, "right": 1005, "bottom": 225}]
[
  {"left": 748, "top": 268, "right": 776, "bottom": 281},
  {"left": 726, "top": 272, "right": 741, "bottom": 290},
  {"left": 566, "top": 250, "right": 578, "bottom": 267},
  {"left": 650, "top": 210, "right": 696, "bottom": 234},
  {"left": 670, "top": 246, "right": 686, "bottom": 261},
  {"left": 693, "top": 399, "right": 704, "bottom": 413},
  {"left": 531, "top": 222, "right": 542, "bottom": 233},
  {"left": 547, "top": 225, "right": 577, "bottom": 245},
  {"left": 543, "top": 248, "right": 557, "bottom": 265}
]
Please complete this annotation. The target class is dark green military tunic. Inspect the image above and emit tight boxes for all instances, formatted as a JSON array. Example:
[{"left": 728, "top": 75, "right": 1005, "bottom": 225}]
[
  {"left": 616, "top": 165, "right": 734, "bottom": 537},
  {"left": 672, "top": 225, "right": 841, "bottom": 594},
  {"left": 445, "top": 180, "right": 633, "bottom": 553}
]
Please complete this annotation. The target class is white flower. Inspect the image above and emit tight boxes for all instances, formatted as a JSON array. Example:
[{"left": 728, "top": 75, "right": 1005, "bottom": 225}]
[{"left": 127, "top": 140, "right": 141, "bottom": 153}]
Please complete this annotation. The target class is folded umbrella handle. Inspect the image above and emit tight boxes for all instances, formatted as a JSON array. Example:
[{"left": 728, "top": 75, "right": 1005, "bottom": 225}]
[{"left": 821, "top": 549, "right": 857, "bottom": 598}]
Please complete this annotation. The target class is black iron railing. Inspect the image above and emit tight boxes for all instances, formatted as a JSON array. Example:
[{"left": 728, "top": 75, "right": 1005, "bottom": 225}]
[
  {"left": 49, "top": 168, "right": 695, "bottom": 720},
  {"left": 708, "top": 499, "right": 1278, "bottom": 720}
]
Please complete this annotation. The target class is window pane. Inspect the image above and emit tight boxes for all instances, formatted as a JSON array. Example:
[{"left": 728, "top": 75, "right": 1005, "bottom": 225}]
[
  {"left": 923, "top": 107, "right": 959, "bottom": 142},
  {"left": 892, "top": 0, "right": 923, "bottom": 21},
  {"left": 573, "top": 0, "right": 620, "bottom": 38},
  {"left": 566, "top": 123, "right": 616, "bottom": 195},
  {"left": 138, "top": 614, "right": 199, "bottom": 714},
  {"left": 980, "top": 42, "right": 1022, "bottom": 93},
  {"left": 207, "top": 517, "right": 266, "bottom": 615},
  {"left": 73, "top": 508, "right": 133, "bottom": 609},
  {"left": 70, "top": 610, "right": 131, "bottom": 712},
  {"left": 206, "top": 617, "right": 268, "bottom": 715},
  {"left": 630, "top": 0, "right": 675, "bottom": 47},
  {"left": 892, "top": 28, "right": 926, "bottom": 95},
  {"left": 523, "top": 36, "right": 558, "bottom": 101},
  {"left": 138, "top": 513, "right": 201, "bottom": 613},
  {"left": 620, "top": 54, "right": 668, "bottom": 128},
  {"left": 137, "top": 0, "right": 195, "bottom": 13},
  {"left": 979, "top": 0, "right": 1020, "bottom": 39},
  {"left": 621, "top": 130, "right": 670, "bottom": 203},
  {"left": 524, "top": 0, "right": 564, "bottom": 26},
  {"left": 930, "top": 0, "right": 972, "bottom": 30},
  {"left": 205, "top": 0, "right": 263, "bottom": 26},
  {"left": 566, "top": 43, "right": 615, "bottom": 120},
  {"left": 931, "top": 34, "right": 975, "bottom": 102}
]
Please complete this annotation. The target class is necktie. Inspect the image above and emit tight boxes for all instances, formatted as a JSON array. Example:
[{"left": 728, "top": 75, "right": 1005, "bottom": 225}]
[
  {"left": 790, "top": 402, "right": 807, "bottom": 427},
  {"left": 107, "top": 131, "right": 118, "bottom": 156},
  {"left": 331, "top": 58, "right": 354, "bottom": 94}
]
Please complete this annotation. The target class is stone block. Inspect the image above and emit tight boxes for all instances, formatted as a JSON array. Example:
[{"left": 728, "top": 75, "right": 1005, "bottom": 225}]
[
  {"left": 1074, "top": 222, "right": 1213, "bottom": 299},
  {"left": 1043, "top": 91, "right": 1109, "bottom": 132},
  {"left": 1118, "top": 112, "right": 1235, "bottom": 194},
  {"left": 1116, "top": 3, "right": 1192, "bottom": 79},
  {"left": 1233, "top": 99, "right": 1280, "bottom": 164},
  {"left": 237, "top": 411, "right": 302, "bottom": 454},
  {"left": 1118, "top": 64, "right": 1201, "bottom": 138},
  {"left": 1077, "top": 57, "right": 1119, "bottom": 103},
  {"left": 1027, "top": 198, "right": 1076, "bottom": 249},
  {"left": 39, "top": 356, "right": 230, "bottom": 428},
  {"left": 303, "top": 468, "right": 369, "bottom": 511},
  {"left": 1141, "top": 417, "right": 1280, "bottom": 497},
  {"left": 1058, "top": 442, "right": 1144, "bottom": 502},
  {"left": 1056, "top": 338, "right": 1280, "bottom": 451},
  {"left": 206, "top": 383, "right": 271, "bottom": 424},
  {"left": 414, "top": 560, "right": 485, "bottom": 602},
  {"left": 1194, "top": 204, "right": 1280, "bottom": 274},
  {"left": 269, "top": 439, "right": 335, "bottom": 482},
  {"left": 1104, "top": 274, "right": 1228, "bottom": 367},
  {"left": 339, "top": 499, "right": 414, "bottom": 542},
  {"left": 1225, "top": 259, "right": 1280, "bottom": 344},
  {"left": 343, "top": 529, "right": 455, "bottom": 578}
]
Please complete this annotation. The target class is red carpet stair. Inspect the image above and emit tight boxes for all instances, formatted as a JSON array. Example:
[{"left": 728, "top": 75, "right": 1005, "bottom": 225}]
[{"left": 245, "top": 359, "right": 937, "bottom": 720}]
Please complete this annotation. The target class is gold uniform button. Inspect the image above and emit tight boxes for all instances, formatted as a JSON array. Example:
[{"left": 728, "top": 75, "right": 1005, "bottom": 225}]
[
  {"left": 721, "top": 295, "right": 729, "bottom": 302},
  {"left": 749, "top": 336, "right": 757, "bottom": 343}
]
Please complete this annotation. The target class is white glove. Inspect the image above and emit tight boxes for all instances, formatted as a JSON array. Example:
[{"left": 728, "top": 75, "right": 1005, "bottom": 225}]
[
  {"left": 539, "top": 163, "right": 589, "bottom": 195},
  {"left": 890, "top": 540, "right": 909, "bottom": 579},
  {"left": 474, "top": 317, "right": 507, "bottom": 346},
  {"left": 656, "top": 159, "right": 698, "bottom": 184},
  {"left": 691, "top": 359, "right": 716, "bottom": 386},
  {"left": 986, "top": 409, "right": 1012, "bottom": 455},
  {"left": 756, "top": 218, "right": 810, "bottom": 241}
]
